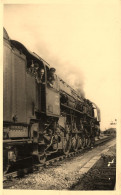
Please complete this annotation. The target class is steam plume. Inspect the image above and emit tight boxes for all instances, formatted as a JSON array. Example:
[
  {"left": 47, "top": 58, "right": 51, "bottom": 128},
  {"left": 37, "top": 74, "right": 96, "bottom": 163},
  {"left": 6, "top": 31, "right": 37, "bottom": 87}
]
[{"left": 32, "top": 39, "right": 85, "bottom": 98}]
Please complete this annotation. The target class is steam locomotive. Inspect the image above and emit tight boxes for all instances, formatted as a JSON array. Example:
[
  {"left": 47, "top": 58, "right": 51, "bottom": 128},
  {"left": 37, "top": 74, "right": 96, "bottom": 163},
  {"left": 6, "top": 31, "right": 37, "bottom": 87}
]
[{"left": 3, "top": 28, "right": 101, "bottom": 173}]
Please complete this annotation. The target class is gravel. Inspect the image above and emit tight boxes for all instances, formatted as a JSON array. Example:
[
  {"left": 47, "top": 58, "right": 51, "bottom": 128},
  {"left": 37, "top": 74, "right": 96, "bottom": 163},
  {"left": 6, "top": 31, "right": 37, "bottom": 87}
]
[{"left": 7, "top": 160, "right": 84, "bottom": 190}]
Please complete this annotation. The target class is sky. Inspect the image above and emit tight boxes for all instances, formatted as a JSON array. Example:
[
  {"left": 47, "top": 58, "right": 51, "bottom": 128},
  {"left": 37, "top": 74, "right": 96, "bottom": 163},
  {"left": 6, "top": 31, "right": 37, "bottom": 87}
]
[{"left": 3, "top": 1, "right": 121, "bottom": 130}]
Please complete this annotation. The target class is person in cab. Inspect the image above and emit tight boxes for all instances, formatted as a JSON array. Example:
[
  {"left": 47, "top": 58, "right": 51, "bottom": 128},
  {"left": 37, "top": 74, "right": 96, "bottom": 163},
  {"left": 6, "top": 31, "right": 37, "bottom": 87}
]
[{"left": 48, "top": 68, "right": 56, "bottom": 87}]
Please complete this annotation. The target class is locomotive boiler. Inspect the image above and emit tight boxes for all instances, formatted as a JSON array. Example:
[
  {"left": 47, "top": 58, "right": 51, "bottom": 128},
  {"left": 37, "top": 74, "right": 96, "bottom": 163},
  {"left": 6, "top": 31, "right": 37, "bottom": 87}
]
[{"left": 3, "top": 28, "right": 101, "bottom": 173}]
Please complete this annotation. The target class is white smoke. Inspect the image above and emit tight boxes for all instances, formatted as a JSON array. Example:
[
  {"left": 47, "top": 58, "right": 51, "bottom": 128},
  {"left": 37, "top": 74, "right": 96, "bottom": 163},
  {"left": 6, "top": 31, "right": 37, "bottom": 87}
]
[{"left": 35, "top": 42, "right": 85, "bottom": 97}]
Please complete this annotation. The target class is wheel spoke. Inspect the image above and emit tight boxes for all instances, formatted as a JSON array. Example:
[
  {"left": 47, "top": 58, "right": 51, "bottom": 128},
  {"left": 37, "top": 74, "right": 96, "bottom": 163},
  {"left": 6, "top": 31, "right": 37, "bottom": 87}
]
[
  {"left": 72, "top": 135, "right": 79, "bottom": 152},
  {"left": 63, "top": 134, "right": 71, "bottom": 155}
]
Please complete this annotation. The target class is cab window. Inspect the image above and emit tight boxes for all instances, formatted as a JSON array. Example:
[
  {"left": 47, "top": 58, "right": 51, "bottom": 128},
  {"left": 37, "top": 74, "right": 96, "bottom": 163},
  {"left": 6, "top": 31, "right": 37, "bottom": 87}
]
[{"left": 27, "top": 59, "right": 45, "bottom": 83}]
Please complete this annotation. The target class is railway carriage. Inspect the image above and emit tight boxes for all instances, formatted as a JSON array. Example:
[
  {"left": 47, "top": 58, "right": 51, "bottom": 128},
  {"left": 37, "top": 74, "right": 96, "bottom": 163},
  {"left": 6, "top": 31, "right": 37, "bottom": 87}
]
[{"left": 3, "top": 28, "right": 101, "bottom": 173}]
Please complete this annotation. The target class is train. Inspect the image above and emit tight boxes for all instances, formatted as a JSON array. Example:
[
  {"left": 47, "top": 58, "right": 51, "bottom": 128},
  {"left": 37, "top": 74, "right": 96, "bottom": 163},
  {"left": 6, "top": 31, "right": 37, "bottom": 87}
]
[{"left": 3, "top": 27, "right": 101, "bottom": 173}]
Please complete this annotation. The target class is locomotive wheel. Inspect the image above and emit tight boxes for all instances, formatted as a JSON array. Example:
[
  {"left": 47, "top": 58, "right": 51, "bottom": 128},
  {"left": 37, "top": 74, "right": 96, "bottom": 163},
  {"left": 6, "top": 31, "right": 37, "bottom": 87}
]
[
  {"left": 85, "top": 137, "right": 91, "bottom": 148},
  {"left": 91, "top": 137, "right": 95, "bottom": 147},
  {"left": 71, "top": 135, "right": 79, "bottom": 152},
  {"left": 62, "top": 134, "right": 71, "bottom": 155},
  {"left": 78, "top": 136, "right": 83, "bottom": 149},
  {"left": 81, "top": 137, "right": 86, "bottom": 148}
]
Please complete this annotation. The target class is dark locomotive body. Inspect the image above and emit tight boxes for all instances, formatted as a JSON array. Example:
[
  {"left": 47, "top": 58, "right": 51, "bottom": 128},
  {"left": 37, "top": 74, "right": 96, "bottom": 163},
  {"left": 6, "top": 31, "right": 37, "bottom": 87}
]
[{"left": 3, "top": 28, "right": 101, "bottom": 173}]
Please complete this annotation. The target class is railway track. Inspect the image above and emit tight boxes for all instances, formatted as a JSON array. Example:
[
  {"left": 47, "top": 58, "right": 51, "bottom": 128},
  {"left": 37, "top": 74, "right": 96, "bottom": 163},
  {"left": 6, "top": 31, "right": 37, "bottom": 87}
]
[
  {"left": 93, "top": 162, "right": 116, "bottom": 190},
  {"left": 3, "top": 136, "right": 114, "bottom": 182},
  {"left": 70, "top": 143, "right": 116, "bottom": 190}
]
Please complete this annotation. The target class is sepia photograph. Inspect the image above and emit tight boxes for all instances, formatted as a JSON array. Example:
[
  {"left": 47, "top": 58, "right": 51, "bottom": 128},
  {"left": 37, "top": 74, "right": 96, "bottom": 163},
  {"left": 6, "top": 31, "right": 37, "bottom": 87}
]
[{"left": 2, "top": 0, "right": 121, "bottom": 193}]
